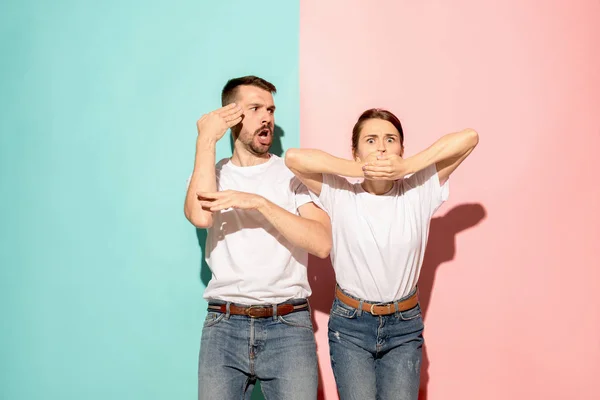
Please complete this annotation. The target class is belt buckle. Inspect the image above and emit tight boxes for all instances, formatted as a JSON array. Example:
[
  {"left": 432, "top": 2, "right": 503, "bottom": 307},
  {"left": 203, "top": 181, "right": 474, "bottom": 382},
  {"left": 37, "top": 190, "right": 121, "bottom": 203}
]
[
  {"left": 369, "top": 303, "right": 387, "bottom": 316},
  {"left": 245, "top": 305, "right": 266, "bottom": 318}
]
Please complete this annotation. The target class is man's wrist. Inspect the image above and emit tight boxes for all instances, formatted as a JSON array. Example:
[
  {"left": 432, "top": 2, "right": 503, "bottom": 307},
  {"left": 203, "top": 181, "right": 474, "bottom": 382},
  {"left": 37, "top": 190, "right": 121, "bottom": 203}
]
[
  {"left": 255, "top": 196, "right": 269, "bottom": 213},
  {"left": 196, "top": 134, "right": 218, "bottom": 150}
]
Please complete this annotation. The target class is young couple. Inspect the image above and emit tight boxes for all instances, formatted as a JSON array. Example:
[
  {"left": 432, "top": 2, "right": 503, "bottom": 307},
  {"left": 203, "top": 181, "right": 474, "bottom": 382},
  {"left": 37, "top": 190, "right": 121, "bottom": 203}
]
[{"left": 184, "top": 75, "right": 478, "bottom": 400}]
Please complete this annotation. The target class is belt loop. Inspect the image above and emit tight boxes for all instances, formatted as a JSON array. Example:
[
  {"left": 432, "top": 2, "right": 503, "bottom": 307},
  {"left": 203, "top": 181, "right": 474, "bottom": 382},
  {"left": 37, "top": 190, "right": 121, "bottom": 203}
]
[
  {"left": 357, "top": 299, "right": 364, "bottom": 317},
  {"left": 272, "top": 303, "right": 278, "bottom": 321},
  {"left": 394, "top": 300, "right": 400, "bottom": 316},
  {"left": 225, "top": 302, "right": 231, "bottom": 319}
]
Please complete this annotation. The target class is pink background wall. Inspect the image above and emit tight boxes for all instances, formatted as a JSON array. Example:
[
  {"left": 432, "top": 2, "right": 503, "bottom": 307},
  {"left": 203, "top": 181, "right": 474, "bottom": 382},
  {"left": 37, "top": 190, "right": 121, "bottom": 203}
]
[{"left": 300, "top": 1, "right": 600, "bottom": 399}]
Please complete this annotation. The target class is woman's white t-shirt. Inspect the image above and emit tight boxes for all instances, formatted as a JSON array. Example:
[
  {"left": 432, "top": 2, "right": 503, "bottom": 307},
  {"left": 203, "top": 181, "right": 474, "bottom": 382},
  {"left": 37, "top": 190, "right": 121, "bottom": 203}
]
[{"left": 313, "top": 164, "right": 449, "bottom": 302}]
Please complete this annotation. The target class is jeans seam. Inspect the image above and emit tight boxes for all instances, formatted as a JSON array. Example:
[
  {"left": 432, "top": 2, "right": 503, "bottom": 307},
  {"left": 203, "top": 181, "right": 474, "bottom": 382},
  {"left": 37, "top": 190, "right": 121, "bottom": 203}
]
[
  {"left": 277, "top": 313, "right": 313, "bottom": 330},
  {"left": 203, "top": 313, "right": 225, "bottom": 328}
]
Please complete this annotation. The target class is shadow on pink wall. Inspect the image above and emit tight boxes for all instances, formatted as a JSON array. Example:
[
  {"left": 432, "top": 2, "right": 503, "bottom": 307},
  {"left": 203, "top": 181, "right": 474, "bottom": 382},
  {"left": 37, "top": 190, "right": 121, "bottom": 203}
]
[{"left": 308, "top": 203, "right": 487, "bottom": 399}]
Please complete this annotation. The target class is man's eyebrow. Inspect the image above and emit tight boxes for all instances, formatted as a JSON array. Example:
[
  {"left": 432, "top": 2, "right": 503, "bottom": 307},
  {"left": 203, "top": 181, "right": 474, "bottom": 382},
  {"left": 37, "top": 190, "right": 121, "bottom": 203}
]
[{"left": 247, "top": 103, "right": 276, "bottom": 111}]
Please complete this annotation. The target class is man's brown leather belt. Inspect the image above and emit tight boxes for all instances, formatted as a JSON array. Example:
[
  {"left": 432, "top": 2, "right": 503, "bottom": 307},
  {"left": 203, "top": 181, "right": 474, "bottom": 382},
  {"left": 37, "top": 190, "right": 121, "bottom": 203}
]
[
  {"left": 335, "top": 286, "right": 418, "bottom": 316},
  {"left": 207, "top": 302, "right": 309, "bottom": 318}
]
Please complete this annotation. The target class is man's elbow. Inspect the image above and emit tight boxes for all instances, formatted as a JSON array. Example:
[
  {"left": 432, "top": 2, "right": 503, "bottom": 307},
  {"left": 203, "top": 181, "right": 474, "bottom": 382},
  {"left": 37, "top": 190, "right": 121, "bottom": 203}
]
[{"left": 184, "top": 208, "right": 213, "bottom": 229}]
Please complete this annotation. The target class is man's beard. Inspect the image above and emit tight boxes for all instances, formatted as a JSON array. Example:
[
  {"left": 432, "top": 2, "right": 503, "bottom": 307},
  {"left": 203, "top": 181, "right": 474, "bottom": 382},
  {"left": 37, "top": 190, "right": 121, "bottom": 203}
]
[{"left": 236, "top": 126, "right": 272, "bottom": 155}]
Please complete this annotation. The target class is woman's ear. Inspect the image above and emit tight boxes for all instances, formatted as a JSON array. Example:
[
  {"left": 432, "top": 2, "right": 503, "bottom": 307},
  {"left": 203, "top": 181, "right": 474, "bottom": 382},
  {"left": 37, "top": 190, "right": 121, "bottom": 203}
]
[{"left": 353, "top": 152, "right": 362, "bottom": 162}]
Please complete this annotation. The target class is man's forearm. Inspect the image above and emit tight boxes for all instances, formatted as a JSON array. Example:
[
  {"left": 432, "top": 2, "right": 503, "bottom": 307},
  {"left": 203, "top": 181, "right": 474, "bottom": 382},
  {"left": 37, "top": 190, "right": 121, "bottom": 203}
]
[
  {"left": 256, "top": 198, "right": 331, "bottom": 258},
  {"left": 184, "top": 137, "right": 218, "bottom": 228},
  {"left": 286, "top": 149, "right": 364, "bottom": 178}
]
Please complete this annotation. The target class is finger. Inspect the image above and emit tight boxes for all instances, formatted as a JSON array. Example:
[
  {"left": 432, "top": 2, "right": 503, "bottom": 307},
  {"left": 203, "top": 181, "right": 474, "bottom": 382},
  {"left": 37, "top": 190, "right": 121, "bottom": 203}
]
[
  {"left": 198, "top": 200, "right": 214, "bottom": 209},
  {"left": 370, "top": 160, "right": 392, "bottom": 167},
  {"left": 210, "top": 199, "right": 233, "bottom": 211},
  {"left": 363, "top": 166, "right": 393, "bottom": 173},
  {"left": 216, "top": 103, "right": 238, "bottom": 113},
  {"left": 363, "top": 160, "right": 390, "bottom": 168},
  {"left": 224, "top": 108, "right": 243, "bottom": 123},
  {"left": 219, "top": 105, "right": 243, "bottom": 118},
  {"left": 227, "top": 116, "right": 243, "bottom": 127},
  {"left": 364, "top": 168, "right": 391, "bottom": 176},
  {"left": 364, "top": 172, "right": 394, "bottom": 180}
]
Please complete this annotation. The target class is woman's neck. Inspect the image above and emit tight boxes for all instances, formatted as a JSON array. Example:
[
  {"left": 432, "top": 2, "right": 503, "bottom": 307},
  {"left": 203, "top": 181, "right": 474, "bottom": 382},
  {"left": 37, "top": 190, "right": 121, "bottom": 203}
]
[{"left": 361, "top": 179, "right": 394, "bottom": 195}]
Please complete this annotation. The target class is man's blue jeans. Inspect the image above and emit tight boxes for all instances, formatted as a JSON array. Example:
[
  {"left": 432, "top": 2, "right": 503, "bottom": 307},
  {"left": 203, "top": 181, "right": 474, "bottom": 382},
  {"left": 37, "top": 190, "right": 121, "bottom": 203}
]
[
  {"left": 198, "top": 299, "right": 318, "bottom": 400},
  {"left": 328, "top": 288, "right": 424, "bottom": 400}
]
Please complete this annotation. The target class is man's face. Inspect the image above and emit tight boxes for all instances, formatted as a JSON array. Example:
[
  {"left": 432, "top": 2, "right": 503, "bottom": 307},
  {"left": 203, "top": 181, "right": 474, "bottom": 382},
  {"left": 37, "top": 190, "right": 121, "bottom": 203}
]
[{"left": 231, "top": 85, "right": 275, "bottom": 155}]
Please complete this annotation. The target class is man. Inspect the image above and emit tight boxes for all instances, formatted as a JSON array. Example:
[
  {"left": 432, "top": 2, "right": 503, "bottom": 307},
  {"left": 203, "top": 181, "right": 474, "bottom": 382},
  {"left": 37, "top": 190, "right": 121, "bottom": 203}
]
[{"left": 184, "top": 76, "right": 331, "bottom": 400}]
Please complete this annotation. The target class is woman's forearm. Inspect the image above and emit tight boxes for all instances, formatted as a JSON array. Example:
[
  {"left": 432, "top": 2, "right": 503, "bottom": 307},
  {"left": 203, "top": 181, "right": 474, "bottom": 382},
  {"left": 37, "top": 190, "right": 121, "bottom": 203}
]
[
  {"left": 404, "top": 129, "right": 479, "bottom": 174},
  {"left": 285, "top": 148, "right": 364, "bottom": 177}
]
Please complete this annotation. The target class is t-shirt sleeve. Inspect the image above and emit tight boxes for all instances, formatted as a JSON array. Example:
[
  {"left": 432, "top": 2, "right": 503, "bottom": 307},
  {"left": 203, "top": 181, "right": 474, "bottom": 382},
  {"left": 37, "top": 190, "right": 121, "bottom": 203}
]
[
  {"left": 403, "top": 164, "right": 449, "bottom": 217},
  {"left": 293, "top": 177, "right": 313, "bottom": 210},
  {"left": 309, "top": 173, "right": 351, "bottom": 216}
]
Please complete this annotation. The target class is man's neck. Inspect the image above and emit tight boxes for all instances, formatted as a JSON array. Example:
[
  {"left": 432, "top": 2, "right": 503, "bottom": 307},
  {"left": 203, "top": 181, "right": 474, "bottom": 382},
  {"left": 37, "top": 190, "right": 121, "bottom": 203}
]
[{"left": 230, "top": 144, "right": 271, "bottom": 167}]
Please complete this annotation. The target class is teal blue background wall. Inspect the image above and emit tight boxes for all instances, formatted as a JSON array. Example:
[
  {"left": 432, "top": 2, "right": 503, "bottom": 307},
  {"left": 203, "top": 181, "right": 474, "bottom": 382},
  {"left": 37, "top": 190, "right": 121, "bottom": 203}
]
[{"left": 0, "top": 1, "right": 299, "bottom": 399}]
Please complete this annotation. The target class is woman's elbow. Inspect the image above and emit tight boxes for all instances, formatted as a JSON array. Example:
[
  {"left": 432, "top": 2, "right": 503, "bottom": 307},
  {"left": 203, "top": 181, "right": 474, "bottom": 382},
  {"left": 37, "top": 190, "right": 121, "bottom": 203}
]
[
  {"left": 463, "top": 128, "right": 479, "bottom": 149},
  {"left": 284, "top": 148, "right": 301, "bottom": 170},
  {"left": 314, "top": 238, "right": 332, "bottom": 259}
]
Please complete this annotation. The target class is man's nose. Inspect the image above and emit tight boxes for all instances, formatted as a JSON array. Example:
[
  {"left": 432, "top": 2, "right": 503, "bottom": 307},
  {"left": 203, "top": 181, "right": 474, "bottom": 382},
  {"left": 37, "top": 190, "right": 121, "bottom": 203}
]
[{"left": 261, "top": 112, "right": 273, "bottom": 126}]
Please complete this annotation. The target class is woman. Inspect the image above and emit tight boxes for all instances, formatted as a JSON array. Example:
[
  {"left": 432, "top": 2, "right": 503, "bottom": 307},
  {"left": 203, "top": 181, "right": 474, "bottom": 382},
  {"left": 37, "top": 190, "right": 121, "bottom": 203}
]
[{"left": 285, "top": 109, "right": 478, "bottom": 400}]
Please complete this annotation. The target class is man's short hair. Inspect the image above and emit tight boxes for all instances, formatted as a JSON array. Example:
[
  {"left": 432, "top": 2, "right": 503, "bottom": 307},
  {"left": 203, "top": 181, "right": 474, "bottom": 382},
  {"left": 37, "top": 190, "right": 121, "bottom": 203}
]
[{"left": 221, "top": 76, "right": 277, "bottom": 106}]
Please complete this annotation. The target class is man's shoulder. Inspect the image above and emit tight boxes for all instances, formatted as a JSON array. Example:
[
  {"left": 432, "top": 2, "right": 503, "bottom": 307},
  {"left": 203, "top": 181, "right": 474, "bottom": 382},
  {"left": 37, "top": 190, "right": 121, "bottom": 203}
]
[
  {"left": 215, "top": 157, "right": 231, "bottom": 171},
  {"left": 269, "top": 154, "right": 302, "bottom": 181},
  {"left": 266, "top": 154, "right": 288, "bottom": 169}
]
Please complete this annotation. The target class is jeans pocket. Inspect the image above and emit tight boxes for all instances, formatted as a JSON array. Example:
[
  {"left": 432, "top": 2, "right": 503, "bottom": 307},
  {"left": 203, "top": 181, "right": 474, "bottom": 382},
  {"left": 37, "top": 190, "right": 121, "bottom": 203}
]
[
  {"left": 398, "top": 304, "right": 422, "bottom": 321},
  {"left": 278, "top": 311, "right": 314, "bottom": 330},
  {"left": 330, "top": 299, "right": 358, "bottom": 319},
  {"left": 203, "top": 312, "right": 225, "bottom": 328}
]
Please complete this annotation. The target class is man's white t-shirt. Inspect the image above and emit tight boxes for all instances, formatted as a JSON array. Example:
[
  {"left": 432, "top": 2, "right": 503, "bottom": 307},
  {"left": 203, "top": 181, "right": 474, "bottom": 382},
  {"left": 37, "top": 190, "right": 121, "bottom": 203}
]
[
  {"left": 312, "top": 164, "right": 449, "bottom": 302},
  {"left": 202, "top": 155, "right": 313, "bottom": 305}
]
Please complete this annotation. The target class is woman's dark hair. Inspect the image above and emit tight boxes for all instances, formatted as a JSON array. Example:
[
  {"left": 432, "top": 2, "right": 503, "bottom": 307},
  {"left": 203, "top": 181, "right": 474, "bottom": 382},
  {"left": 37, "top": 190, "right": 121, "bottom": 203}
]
[{"left": 351, "top": 109, "right": 404, "bottom": 154}]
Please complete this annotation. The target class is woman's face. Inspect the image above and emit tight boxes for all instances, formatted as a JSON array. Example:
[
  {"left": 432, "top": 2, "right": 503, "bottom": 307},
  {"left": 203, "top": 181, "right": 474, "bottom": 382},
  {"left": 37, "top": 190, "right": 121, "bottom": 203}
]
[{"left": 354, "top": 118, "right": 404, "bottom": 161}]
